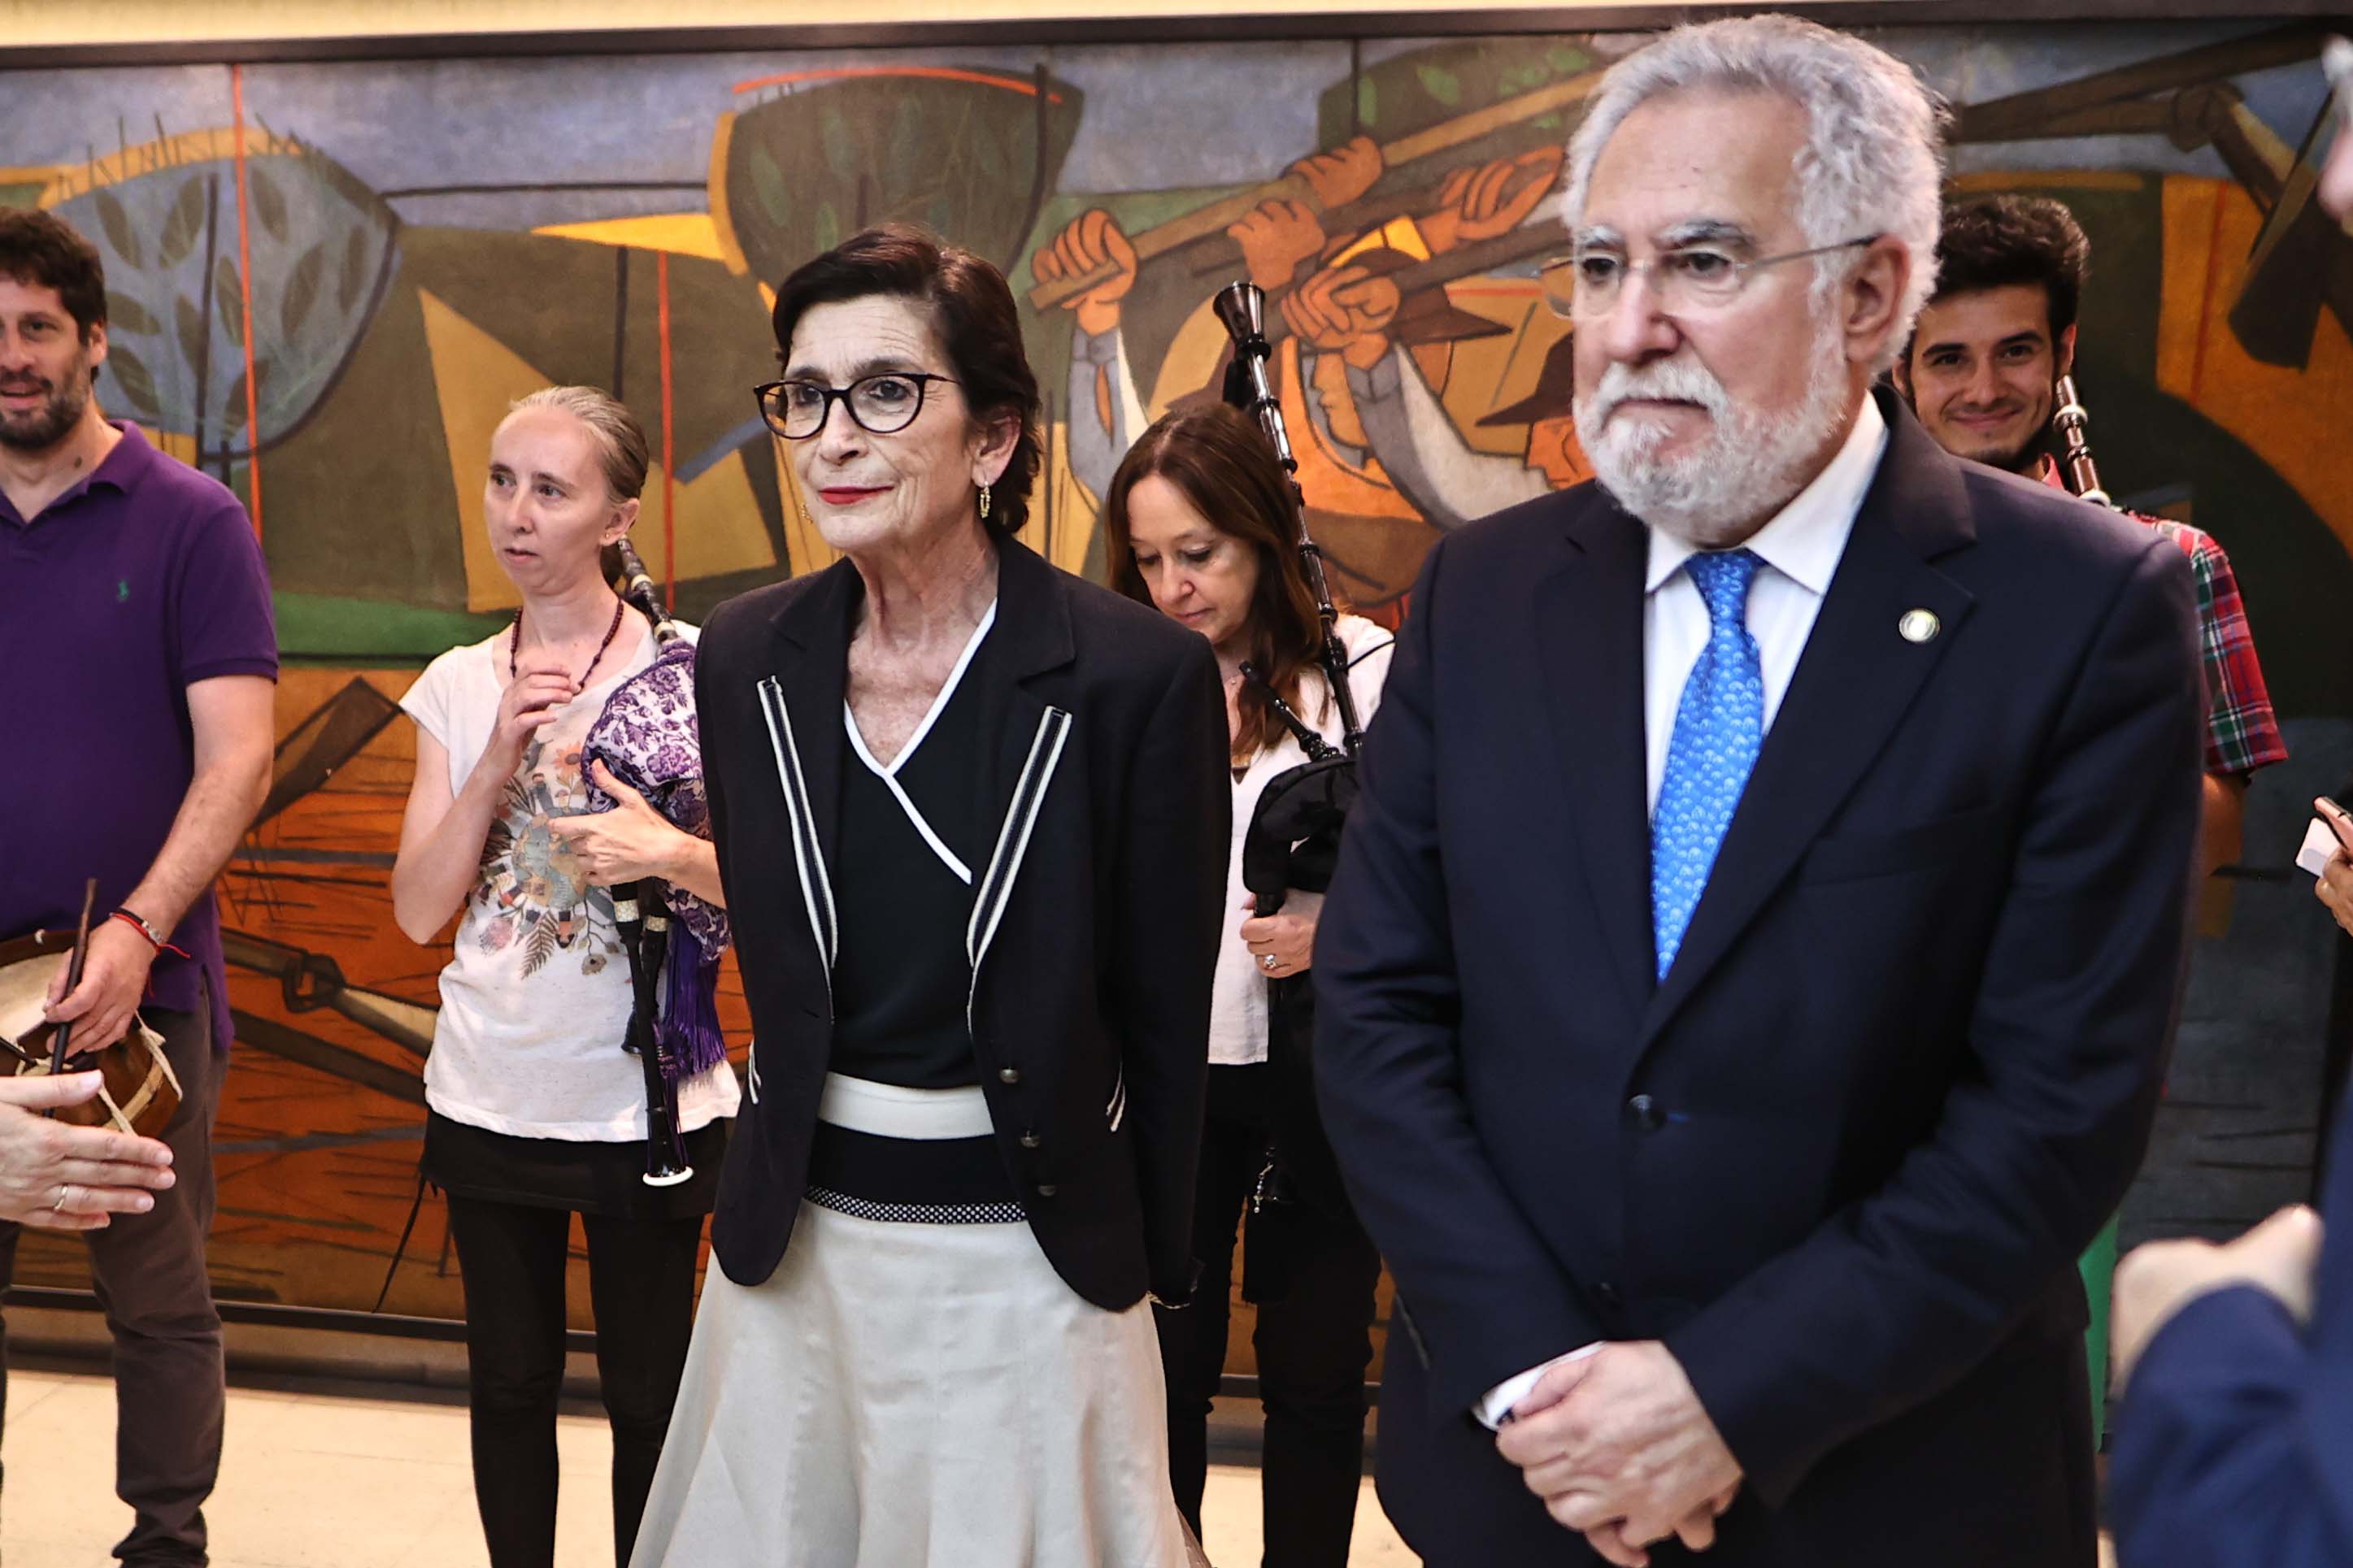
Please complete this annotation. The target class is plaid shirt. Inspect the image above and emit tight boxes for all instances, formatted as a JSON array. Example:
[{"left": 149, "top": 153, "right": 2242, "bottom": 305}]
[{"left": 2040, "top": 461, "right": 2287, "bottom": 777}]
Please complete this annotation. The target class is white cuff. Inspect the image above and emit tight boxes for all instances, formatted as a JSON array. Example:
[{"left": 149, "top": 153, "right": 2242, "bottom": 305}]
[{"left": 1475, "top": 1343, "right": 1602, "bottom": 1430}]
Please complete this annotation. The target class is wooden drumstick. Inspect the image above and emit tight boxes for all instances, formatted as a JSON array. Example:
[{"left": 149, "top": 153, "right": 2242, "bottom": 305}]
[{"left": 47, "top": 877, "right": 100, "bottom": 1077}]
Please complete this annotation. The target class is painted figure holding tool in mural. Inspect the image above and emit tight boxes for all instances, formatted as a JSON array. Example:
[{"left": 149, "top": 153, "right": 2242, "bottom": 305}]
[
  {"left": 1037, "top": 129, "right": 1584, "bottom": 603},
  {"left": 1042, "top": 141, "right": 1567, "bottom": 510}
]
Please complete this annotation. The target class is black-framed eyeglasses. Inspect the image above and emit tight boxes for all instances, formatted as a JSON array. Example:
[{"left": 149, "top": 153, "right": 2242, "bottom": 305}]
[{"left": 754, "top": 372, "right": 959, "bottom": 440}]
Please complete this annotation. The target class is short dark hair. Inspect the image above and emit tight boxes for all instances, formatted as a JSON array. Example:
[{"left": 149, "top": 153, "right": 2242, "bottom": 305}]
[
  {"left": 769, "top": 224, "right": 1041, "bottom": 542},
  {"left": 1929, "top": 194, "right": 2090, "bottom": 341},
  {"left": 0, "top": 209, "right": 107, "bottom": 340}
]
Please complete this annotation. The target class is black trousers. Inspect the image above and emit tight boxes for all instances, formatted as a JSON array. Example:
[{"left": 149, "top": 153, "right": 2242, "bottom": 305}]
[
  {"left": 1156, "top": 1063, "right": 1381, "bottom": 1568},
  {"left": 443, "top": 1192, "right": 702, "bottom": 1568}
]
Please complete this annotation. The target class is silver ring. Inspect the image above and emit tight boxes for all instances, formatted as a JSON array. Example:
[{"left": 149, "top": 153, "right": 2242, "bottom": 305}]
[
  {"left": 1260, "top": 953, "right": 1278, "bottom": 971},
  {"left": 53, "top": 1184, "right": 72, "bottom": 1212}
]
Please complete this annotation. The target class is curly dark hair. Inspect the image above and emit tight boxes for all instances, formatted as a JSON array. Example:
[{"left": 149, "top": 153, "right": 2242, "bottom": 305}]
[
  {"left": 769, "top": 224, "right": 1041, "bottom": 543},
  {"left": 1929, "top": 194, "right": 2090, "bottom": 341},
  {"left": 0, "top": 209, "right": 107, "bottom": 341}
]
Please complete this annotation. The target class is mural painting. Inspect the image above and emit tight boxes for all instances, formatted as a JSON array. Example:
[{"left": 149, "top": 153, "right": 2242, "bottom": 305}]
[{"left": 4, "top": 19, "right": 2351, "bottom": 1375}]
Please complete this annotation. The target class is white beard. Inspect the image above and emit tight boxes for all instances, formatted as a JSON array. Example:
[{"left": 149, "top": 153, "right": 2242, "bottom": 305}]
[{"left": 1572, "top": 328, "right": 1853, "bottom": 549}]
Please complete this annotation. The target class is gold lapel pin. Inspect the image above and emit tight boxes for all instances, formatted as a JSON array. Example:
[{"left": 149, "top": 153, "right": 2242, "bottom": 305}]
[{"left": 1898, "top": 609, "right": 1941, "bottom": 644}]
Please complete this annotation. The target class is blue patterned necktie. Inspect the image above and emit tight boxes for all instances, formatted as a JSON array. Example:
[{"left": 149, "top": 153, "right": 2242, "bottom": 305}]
[{"left": 1651, "top": 549, "right": 1765, "bottom": 981}]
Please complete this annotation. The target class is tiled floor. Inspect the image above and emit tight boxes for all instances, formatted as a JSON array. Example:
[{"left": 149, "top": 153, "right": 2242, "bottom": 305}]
[
  {"left": 0, "top": 1367, "right": 1416, "bottom": 1566},
  {"left": 0, "top": 1366, "right": 2123, "bottom": 1567}
]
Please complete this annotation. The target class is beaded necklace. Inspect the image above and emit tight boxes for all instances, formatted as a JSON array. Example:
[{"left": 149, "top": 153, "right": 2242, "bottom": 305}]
[{"left": 509, "top": 597, "right": 628, "bottom": 686}]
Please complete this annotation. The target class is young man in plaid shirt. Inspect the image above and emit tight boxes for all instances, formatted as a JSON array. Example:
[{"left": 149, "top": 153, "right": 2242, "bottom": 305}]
[
  {"left": 1898, "top": 194, "right": 2288, "bottom": 875},
  {"left": 1897, "top": 190, "right": 2289, "bottom": 1442}
]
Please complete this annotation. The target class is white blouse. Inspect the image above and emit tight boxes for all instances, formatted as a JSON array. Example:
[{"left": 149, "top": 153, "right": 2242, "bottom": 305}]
[
  {"left": 1210, "top": 613, "right": 1395, "bottom": 1067},
  {"left": 401, "top": 626, "right": 741, "bottom": 1141}
]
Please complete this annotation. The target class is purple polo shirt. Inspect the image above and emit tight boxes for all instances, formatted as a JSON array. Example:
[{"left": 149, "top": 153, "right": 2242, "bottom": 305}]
[{"left": 0, "top": 422, "right": 277, "bottom": 1052}]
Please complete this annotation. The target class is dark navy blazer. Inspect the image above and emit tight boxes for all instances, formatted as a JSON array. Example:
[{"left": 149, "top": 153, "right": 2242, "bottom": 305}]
[{"left": 2110, "top": 1097, "right": 2353, "bottom": 1565}]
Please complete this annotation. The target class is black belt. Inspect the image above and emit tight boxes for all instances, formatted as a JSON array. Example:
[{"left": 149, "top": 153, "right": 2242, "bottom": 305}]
[{"left": 803, "top": 1120, "right": 1025, "bottom": 1225}]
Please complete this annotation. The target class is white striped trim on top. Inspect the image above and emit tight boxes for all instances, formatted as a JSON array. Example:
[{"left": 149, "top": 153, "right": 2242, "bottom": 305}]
[
  {"left": 841, "top": 601, "right": 997, "bottom": 886},
  {"left": 758, "top": 675, "right": 837, "bottom": 1019},
  {"left": 965, "top": 705, "right": 1074, "bottom": 1032}
]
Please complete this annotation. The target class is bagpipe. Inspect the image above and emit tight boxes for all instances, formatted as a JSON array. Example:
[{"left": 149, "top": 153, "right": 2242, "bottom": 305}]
[
  {"left": 584, "top": 539, "right": 731, "bottom": 1187},
  {"left": 1214, "top": 280, "right": 1368, "bottom": 919},
  {"left": 2051, "top": 373, "right": 2112, "bottom": 508},
  {"left": 1214, "top": 282, "right": 1375, "bottom": 1258}
]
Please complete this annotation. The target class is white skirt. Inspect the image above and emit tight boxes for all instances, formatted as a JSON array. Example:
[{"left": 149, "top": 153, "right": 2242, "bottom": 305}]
[{"left": 630, "top": 1079, "right": 1203, "bottom": 1568}]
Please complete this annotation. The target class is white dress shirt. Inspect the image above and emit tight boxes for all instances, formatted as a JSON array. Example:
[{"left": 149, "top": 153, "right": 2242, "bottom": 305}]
[{"left": 1474, "top": 394, "right": 1891, "bottom": 1430}]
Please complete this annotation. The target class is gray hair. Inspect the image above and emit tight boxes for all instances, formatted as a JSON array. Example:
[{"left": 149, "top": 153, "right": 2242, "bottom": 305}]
[
  {"left": 1563, "top": 15, "right": 1947, "bottom": 371},
  {"left": 507, "top": 384, "right": 650, "bottom": 503}
]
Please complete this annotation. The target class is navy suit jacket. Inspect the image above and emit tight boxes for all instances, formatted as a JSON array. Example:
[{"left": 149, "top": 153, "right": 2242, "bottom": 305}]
[
  {"left": 1314, "top": 390, "right": 2205, "bottom": 1566},
  {"left": 2110, "top": 1102, "right": 2353, "bottom": 1565}
]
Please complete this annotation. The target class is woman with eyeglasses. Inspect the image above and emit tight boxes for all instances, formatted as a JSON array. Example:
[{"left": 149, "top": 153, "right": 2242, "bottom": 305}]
[
  {"left": 1103, "top": 401, "right": 1394, "bottom": 1568},
  {"left": 628, "top": 224, "right": 1228, "bottom": 1567},
  {"left": 390, "top": 385, "right": 739, "bottom": 1568}
]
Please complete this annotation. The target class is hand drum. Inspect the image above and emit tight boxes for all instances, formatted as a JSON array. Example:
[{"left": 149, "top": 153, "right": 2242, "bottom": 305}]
[{"left": 0, "top": 931, "right": 182, "bottom": 1138}]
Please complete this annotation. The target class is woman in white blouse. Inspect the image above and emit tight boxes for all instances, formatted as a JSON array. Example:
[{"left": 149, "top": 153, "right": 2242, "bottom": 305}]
[
  {"left": 1105, "top": 401, "right": 1394, "bottom": 1568},
  {"left": 390, "top": 386, "right": 737, "bottom": 1568}
]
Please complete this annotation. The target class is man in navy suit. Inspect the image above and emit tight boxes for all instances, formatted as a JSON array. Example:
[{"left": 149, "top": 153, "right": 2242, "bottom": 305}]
[
  {"left": 2104, "top": 46, "right": 2353, "bottom": 1566},
  {"left": 1314, "top": 16, "right": 2204, "bottom": 1566}
]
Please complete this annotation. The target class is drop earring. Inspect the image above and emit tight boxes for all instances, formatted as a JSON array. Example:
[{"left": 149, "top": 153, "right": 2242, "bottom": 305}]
[{"left": 978, "top": 483, "right": 993, "bottom": 521}]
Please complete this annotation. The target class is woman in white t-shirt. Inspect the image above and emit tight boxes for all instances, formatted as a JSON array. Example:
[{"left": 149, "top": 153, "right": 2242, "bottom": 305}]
[
  {"left": 1104, "top": 402, "right": 1394, "bottom": 1568},
  {"left": 391, "top": 386, "right": 739, "bottom": 1568}
]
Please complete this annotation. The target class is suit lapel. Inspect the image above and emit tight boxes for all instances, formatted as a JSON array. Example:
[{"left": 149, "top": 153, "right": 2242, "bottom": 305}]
[
  {"left": 1534, "top": 495, "right": 1655, "bottom": 1023},
  {"left": 966, "top": 542, "right": 1078, "bottom": 994},
  {"left": 1639, "top": 394, "right": 1977, "bottom": 1044},
  {"left": 976, "top": 540, "right": 1077, "bottom": 832}
]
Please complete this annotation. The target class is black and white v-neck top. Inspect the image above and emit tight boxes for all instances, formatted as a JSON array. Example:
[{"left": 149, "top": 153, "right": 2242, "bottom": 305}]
[{"left": 828, "top": 604, "right": 997, "bottom": 1089}]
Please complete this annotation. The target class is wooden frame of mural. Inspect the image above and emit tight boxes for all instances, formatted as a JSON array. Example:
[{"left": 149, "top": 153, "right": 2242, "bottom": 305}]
[
  {"left": 5, "top": 8, "right": 2348, "bottom": 1391},
  {"left": 5, "top": 2, "right": 2352, "bottom": 68}
]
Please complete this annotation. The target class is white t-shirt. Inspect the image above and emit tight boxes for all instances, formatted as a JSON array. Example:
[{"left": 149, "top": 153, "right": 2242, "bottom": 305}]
[
  {"left": 400, "top": 623, "right": 741, "bottom": 1141},
  {"left": 1210, "top": 614, "right": 1395, "bottom": 1067}
]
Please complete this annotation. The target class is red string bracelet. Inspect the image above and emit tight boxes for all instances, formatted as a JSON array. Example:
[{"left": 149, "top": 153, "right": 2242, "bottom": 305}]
[{"left": 111, "top": 909, "right": 192, "bottom": 959}]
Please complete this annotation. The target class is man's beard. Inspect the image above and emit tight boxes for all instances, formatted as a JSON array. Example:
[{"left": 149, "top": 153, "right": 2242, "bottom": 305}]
[
  {"left": 1966, "top": 415, "right": 2050, "bottom": 480},
  {"left": 1923, "top": 388, "right": 2051, "bottom": 478},
  {"left": 0, "top": 362, "right": 93, "bottom": 454},
  {"left": 1573, "top": 326, "right": 1851, "bottom": 548}
]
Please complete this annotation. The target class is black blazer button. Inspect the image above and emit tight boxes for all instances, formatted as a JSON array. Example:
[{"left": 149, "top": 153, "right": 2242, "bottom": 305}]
[
  {"left": 1035, "top": 1183, "right": 1059, "bottom": 1198},
  {"left": 998, "top": 1067, "right": 1022, "bottom": 1086},
  {"left": 1594, "top": 1280, "right": 1623, "bottom": 1308},
  {"left": 1018, "top": 1131, "right": 1042, "bottom": 1149},
  {"left": 1625, "top": 1094, "right": 1665, "bottom": 1132}
]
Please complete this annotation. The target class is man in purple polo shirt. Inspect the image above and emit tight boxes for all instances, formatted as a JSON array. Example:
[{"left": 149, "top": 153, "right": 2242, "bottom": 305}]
[{"left": 0, "top": 209, "right": 275, "bottom": 1566}]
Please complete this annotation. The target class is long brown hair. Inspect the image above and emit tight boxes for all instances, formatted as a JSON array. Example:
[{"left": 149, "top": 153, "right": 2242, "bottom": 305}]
[{"left": 1104, "top": 402, "right": 1326, "bottom": 760}]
